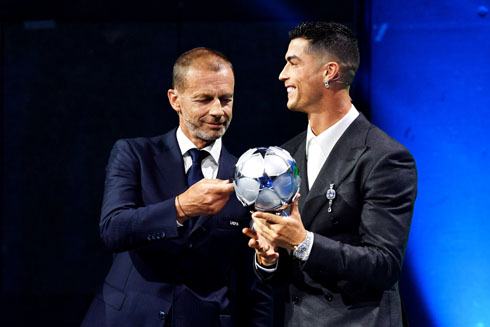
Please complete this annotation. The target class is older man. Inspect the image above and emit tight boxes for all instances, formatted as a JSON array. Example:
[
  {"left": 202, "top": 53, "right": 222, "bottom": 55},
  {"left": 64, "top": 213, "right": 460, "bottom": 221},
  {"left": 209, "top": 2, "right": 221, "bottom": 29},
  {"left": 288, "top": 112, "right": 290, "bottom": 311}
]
[{"left": 83, "top": 47, "right": 271, "bottom": 327}]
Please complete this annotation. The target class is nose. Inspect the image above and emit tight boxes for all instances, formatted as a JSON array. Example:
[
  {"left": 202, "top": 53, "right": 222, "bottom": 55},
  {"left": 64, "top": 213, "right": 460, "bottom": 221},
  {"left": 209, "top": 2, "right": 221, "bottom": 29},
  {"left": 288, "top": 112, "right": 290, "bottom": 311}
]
[
  {"left": 279, "top": 64, "right": 288, "bottom": 81},
  {"left": 209, "top": 98, "right": 225, "bottom": 116}
]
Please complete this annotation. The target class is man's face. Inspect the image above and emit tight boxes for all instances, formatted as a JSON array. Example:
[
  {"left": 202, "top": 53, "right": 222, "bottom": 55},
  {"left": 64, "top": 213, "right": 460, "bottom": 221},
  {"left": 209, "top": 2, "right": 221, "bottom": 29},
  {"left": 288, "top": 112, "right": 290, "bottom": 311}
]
[
  {"left": 169, "top": 64, "right": 234, "bottom": 147},
  {"left": 279, "top": 38, "right": 325, "bottom": 113}
]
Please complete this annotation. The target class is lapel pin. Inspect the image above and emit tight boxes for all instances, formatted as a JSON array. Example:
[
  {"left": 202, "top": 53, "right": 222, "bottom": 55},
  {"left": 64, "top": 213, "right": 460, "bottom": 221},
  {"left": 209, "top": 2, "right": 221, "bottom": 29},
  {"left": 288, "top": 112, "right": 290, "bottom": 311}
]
[{"left": 326, "top": 183, "right": 336, "bottom": 213}]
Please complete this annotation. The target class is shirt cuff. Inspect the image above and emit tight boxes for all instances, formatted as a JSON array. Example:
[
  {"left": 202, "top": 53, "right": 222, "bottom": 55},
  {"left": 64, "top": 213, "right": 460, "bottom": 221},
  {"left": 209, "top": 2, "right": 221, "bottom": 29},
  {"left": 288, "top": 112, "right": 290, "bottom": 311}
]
[
  {"left": 176, "top": 220, "right": 184, "bottom": 227},
  {"left": 254, "top": 253, "right": 278, "bottom": 272}
]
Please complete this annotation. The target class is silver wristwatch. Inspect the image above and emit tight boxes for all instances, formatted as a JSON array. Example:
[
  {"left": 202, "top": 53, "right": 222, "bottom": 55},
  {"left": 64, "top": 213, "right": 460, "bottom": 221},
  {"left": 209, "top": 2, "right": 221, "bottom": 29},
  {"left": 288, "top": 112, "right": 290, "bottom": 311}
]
[{"left": 293, "top": 231, "right": 314, "bottom": 261}]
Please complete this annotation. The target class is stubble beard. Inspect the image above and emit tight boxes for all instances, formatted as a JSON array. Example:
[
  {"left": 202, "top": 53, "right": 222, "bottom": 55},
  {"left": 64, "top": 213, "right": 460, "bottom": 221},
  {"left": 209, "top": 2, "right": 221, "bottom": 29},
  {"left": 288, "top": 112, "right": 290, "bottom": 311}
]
[{"left": 183, "top": 117, "right": 231, "bottom": 142}]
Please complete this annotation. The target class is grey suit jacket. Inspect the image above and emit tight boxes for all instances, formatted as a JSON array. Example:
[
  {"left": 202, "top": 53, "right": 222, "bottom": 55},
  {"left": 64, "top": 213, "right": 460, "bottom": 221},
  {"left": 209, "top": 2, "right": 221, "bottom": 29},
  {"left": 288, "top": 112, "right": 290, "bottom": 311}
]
[{"left": 261, "top": 113, "right": 417, "bottom": 327}]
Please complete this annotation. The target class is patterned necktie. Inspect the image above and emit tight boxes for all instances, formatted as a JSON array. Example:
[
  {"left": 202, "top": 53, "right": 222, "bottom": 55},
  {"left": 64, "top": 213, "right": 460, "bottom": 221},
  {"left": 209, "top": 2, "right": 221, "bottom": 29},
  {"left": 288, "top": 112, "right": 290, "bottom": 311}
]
[{"left": 186, "top": 148, "right": 208, "bottom": 187}]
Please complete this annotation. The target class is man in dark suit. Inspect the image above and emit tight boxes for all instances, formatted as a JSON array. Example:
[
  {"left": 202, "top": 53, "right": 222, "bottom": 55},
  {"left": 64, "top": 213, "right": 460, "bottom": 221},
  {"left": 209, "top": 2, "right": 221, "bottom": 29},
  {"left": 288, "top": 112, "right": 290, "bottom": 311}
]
[
  {"left": 244, "top": 22, "right": 417, "bottom": 326},
  {"left": 83, "top": 47, "right": 271, "bottom": 327}
]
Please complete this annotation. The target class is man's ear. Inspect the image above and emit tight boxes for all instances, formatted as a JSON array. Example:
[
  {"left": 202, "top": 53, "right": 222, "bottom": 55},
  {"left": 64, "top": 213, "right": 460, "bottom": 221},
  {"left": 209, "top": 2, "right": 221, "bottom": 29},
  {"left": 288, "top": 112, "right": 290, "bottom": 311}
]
[
  {"left": 322, "top": 61, "right": 340, "bottom": 83},
  {"left": 167, "top": 89, "right": 181, "bottom": 113}
]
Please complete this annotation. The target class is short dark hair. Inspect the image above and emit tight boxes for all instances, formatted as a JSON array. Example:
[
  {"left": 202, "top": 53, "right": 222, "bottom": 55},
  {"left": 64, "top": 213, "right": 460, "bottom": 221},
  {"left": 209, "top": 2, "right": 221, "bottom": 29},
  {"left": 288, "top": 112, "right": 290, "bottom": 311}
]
[
  {"left": 289, "top": 22, "right": 360, "bottom": 85},
  {"left": 172, "top": 47, "right": 233, "bottom": 90}
]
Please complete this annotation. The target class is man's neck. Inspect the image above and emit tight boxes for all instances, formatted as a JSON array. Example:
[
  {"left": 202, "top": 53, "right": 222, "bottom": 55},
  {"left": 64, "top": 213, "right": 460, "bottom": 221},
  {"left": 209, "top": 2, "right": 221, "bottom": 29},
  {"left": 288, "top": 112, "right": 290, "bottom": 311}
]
[{"left": 308, "top": 91, "right": 352, "bottom": 136}]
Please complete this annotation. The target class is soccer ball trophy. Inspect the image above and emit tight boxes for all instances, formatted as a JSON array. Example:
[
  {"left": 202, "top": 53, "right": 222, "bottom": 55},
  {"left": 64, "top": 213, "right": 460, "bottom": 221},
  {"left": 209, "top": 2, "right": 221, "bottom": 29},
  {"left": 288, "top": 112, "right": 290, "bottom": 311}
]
[{"left": 233, "top": 146, "right": 300, "bottom": 214}]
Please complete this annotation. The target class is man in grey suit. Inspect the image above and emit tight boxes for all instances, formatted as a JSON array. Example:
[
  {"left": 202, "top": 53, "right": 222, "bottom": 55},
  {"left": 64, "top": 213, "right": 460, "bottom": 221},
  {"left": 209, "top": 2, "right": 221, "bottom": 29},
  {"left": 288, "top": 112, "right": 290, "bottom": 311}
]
[{"left": 243, "top": 22, "right": 417, "bottom": 326}]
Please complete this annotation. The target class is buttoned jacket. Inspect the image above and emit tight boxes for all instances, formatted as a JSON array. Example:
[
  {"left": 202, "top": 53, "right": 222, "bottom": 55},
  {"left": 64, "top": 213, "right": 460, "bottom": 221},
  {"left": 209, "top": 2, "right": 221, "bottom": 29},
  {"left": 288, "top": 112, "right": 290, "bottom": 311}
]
[
  {"left": 83, "top": 129, "right": 272, "bottom": 327},
  {"left": 260, "top": 113, "right": 417, "bottom": 327}
]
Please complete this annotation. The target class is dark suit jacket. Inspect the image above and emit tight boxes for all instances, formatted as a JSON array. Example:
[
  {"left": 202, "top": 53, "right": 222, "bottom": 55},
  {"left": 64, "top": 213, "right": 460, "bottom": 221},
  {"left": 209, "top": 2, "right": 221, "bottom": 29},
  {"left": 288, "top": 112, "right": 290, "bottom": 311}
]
[
  {"left": 259, "top": 113, "right": 417, "bottom": 327},
  {"left": 83, "top": 129, "right": 272, "bottom": 327}
]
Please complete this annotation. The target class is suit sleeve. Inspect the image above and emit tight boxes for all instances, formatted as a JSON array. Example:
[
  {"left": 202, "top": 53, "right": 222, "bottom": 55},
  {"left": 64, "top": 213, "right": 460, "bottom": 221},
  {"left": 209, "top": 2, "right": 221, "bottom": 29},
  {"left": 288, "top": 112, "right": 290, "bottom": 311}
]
[
  {"left": 99, "top": 139, "right": 181, "bottom": 253},
  {"left": 302, "top": 148, "right": 417, "bottom": 290},
  {"left": 232, "top": 229, "right": 273, "bottom": 327}
]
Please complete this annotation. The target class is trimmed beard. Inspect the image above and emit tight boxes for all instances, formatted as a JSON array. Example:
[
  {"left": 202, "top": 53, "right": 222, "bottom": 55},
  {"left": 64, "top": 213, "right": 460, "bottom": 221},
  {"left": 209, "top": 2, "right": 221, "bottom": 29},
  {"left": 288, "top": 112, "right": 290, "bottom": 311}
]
[{"left": 183, "top": 117, "right": 232, "bottom": 142}]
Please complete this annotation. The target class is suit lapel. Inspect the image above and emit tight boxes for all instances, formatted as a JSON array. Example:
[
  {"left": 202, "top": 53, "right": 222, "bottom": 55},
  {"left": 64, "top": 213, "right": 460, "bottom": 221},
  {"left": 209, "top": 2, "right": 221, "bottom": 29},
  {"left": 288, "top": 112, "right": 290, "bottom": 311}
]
[
  {"left": 215, "top": 146, "right": 236, "bottom": 181},
  {"left": 300, "top": 114, "right": 370, "bottom": 229},
  {"left": 291, "top": 139, "right": 309, "bottom": 213},
  {"left": 153, "top": 129, "right": 188, "bottom": 198}
]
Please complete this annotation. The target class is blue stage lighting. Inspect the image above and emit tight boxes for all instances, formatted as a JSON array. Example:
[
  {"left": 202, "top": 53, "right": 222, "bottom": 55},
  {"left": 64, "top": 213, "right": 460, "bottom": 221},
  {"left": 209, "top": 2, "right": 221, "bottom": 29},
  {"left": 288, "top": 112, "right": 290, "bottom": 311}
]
[{"left": 368, "top": 2, "right": 490, "bottom": 326}]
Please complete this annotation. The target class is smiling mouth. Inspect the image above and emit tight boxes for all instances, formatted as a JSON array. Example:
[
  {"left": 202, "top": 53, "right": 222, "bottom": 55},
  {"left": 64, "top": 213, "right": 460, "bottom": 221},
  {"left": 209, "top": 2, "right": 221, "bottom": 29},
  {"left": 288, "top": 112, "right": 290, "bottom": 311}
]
[{"left": 204, "top": 121, "right": 224, "bottom": 128}]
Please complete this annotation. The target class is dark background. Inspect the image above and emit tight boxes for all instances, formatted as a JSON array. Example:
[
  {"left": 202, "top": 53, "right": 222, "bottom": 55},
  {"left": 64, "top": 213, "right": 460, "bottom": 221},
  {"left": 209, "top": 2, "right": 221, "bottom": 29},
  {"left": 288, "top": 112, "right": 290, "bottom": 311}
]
[{"left": 0, "top": 0, "right": 439, "bottom": 326}]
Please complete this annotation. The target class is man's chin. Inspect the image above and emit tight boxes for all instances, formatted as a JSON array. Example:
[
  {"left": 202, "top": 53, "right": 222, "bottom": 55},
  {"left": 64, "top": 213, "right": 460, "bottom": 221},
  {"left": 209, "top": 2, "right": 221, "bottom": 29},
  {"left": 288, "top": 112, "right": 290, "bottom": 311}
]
[
  {"left": 198, "top": 128, "right": 226, "bottom": 142},
  {"left": 287, "top": 101, "right": 307, "bottom": 113}
]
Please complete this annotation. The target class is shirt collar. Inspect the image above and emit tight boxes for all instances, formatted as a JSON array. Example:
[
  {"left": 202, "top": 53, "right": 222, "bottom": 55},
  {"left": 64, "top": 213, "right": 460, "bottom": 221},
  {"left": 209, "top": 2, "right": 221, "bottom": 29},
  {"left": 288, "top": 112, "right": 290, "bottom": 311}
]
[
  {"left": 306, "top": 104, "right": 359, "bottom": 156},
  {"left": 176, "top": 127, "right": 222, "bottom": 164}
]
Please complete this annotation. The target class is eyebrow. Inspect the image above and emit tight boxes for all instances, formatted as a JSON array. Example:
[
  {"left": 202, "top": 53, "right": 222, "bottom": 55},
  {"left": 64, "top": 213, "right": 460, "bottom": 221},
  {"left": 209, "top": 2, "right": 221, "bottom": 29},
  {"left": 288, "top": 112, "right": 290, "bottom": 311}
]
[
  {"left": 191, "top": 93, "right": 212, "bottom": 99},
  {"left": 286, "top": 55, "right": 301, "bottom": 62},
  {"left": 191, "top": 92, "right": 233, "bottom": 99}
]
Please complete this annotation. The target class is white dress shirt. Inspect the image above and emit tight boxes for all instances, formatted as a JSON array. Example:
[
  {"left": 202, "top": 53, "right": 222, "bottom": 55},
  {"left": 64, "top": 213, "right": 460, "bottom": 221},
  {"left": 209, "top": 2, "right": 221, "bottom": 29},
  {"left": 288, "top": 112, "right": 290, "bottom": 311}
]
[
  {"left": 256, "top": 105, "right": 360, "bottom": 271},
  {"left": 176, "top": 127, "right": 221, "bottom": 178},
  {"left": 306, "top": 105, "right": 359, "bottom": 189}
]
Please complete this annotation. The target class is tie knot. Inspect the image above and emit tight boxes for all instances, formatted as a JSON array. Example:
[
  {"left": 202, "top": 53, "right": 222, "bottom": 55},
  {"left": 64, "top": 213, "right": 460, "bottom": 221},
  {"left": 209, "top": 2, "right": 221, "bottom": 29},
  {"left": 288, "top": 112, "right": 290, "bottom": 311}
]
[{"left": 187, "top": 148, "right": 208, "bottom": 164}]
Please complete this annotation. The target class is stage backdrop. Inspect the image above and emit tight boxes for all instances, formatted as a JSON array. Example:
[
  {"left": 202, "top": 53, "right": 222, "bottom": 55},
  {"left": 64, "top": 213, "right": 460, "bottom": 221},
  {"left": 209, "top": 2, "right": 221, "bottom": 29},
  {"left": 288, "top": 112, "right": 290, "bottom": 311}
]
[
  {"left": 367, "top": 1, "right": 490, "bottom": 326},
  {"left": 0, "top": 1, "right": 358, "bottom": 324}
]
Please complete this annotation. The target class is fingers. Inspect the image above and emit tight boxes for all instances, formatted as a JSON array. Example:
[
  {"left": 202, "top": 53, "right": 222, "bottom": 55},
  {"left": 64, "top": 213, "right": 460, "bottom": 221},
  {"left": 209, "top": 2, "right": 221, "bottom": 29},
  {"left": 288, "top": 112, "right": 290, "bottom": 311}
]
[
  {"left": 187, "top": 179, "right": 233, "bottom": 199},
  {"left": 244, "top": 224, "right": 280, "bottom": 266},
  {"left": 247, "top": 234, "right": 269, "bottom": 252},
  {"left": 257, "top": 252, "right": 279, "bottom": 267},
  {"left": 198, "top": 179, "right": 234, "bottom": 194},
  {"left": 289, "top": 194, "right": 301, "bottom": 219},
  {"left": 248, "top": 238, "right": 259, "bottom": 249},
  {"left": 252, "top": 217, "right": 275, "bottom": 244},
  {"left": 244, "top": 227, "right": 269, "bottom": 251},
  {"left": 221, "top": 183, "right": 234, "bottom": 193},
  {"left": 178, "top": 179, "right": 233, "bottom": 216},
  {"left": 249, "top": 236, "right": 279, "bottom": 262},
  {"left": 256, "top": 243, "right": 279, "bottom": 266},
  {"left": 242, "top": 227, "right": 258, "bottom": 240},
  {"left": 264, "top": 251, "right": 279, "bottom": 259},
  {"left": 252, "top": 211, "right": 282, "bottom": 224},
  {"left": 244, "top": 227, "right": 273, "bottom": 252}
]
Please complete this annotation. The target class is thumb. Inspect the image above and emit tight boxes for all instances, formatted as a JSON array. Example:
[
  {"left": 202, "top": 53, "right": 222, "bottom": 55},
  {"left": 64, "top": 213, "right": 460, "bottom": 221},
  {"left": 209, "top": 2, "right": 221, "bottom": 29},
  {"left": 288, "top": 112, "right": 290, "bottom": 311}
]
[{"left": 289, "top": 193, "right": 301, "bottom": 219}]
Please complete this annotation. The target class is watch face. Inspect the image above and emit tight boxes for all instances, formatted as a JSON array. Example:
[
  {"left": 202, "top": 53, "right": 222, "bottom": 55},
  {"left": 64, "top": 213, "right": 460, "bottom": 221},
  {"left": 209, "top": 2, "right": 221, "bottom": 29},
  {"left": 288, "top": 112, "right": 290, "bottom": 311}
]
[
  {"left": 293, "top": 232, "right": 312, "bottom": 261},
  {"left": 294, "top": 244, "right": 307, "bottom": 260}
]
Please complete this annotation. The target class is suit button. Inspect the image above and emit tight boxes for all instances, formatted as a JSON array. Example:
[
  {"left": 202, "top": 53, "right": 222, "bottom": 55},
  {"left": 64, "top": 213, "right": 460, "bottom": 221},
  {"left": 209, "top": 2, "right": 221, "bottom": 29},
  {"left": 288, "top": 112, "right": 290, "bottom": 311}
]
[
  {"left": 325, "top": 293, "right": 333, "bottom": 302},
  {"left": 160, "top": 232, "right": 166, "bottom": 238},
  {"left": 292, "top": 296, "right": 301, "bottom": 305},
  {"left": 159, "top": 311, "right": 167, "bottom": 320},
  {"left": 188, "top": 242, "right": 193, "bottom": 248}
]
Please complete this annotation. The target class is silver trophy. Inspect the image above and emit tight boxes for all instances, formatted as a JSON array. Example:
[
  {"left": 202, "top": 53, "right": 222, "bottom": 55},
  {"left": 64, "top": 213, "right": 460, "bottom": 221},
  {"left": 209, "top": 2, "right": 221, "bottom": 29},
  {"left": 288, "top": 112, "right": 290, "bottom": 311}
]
[{"left": 233, "top": 146, "right": 300, "bottom": 214}]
